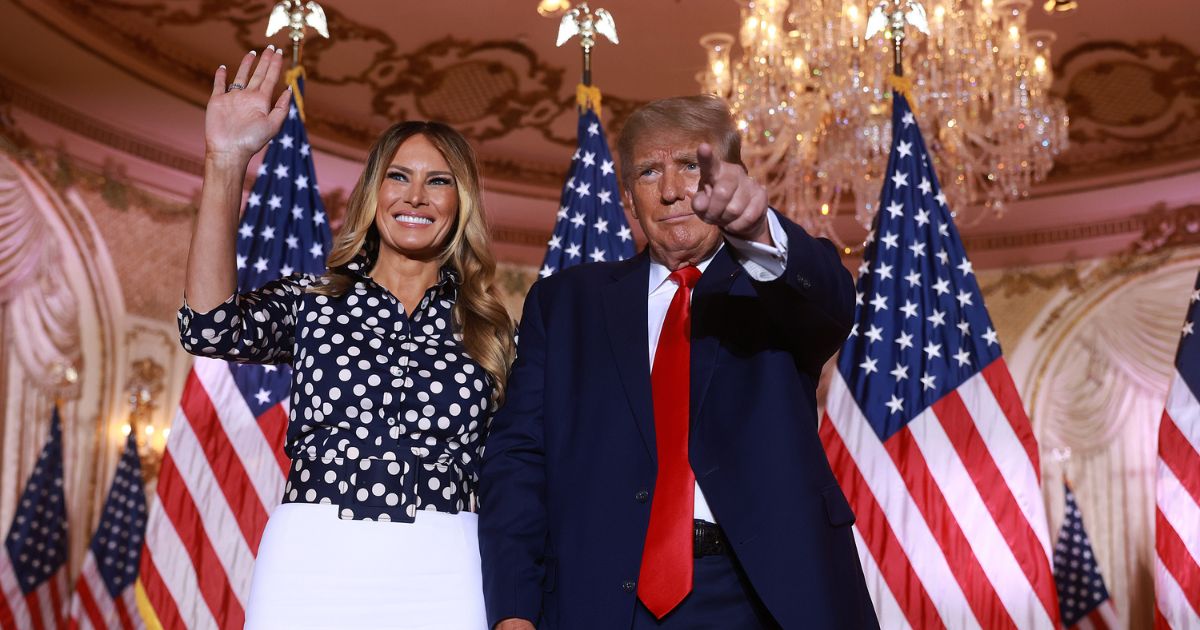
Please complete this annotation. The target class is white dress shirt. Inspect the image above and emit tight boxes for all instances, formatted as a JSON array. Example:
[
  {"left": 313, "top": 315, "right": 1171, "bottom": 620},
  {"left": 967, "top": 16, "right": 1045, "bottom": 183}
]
[{"left": 646, "top": 211, "right": 790, "bottom": 524}]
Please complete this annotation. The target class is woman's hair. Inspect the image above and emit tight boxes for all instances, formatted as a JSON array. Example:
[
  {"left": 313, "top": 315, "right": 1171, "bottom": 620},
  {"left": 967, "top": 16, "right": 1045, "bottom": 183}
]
[
  {"left": 312, "top": 121, "right": 516, "bottom": 404},
  {"left": 616, "top": 94, "right": 745, "bottom": 187}
]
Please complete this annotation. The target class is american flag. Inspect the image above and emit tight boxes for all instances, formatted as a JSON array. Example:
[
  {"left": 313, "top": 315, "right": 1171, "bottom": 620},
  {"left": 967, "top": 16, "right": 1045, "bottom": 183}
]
[
  {"left": 818, "top": 93, "right": 1060, "bottom": 628},
  {"left": 67, "top": 433, "right": 149, "bottom": 630},
  {"left": 1053, "top": 481, "right": 1117, "bottom": 629},
  {"left": 538, "top": 104, "right": 634, "bottom": 278},
  {"left": 139, "top": 73, "right": 331, "bottom": 629},
  {"left": 0, "top": 408, "right": 69, "bottom": 629},
  {"left": 1154, "top": 269, "right": 1200, "bottom": 629}
]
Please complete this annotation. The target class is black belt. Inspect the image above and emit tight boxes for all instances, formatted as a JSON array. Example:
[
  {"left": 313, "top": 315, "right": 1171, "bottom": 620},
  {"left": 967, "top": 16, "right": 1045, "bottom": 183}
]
[{"left": 693, "top": 520, "right": 729, "bottom": 558}]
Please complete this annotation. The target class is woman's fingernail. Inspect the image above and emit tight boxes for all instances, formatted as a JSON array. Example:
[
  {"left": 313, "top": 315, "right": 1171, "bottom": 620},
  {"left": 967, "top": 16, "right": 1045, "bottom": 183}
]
[
  {"left": 266, "top": 44, "right": 275, "bottom": 52},
  {"left": 219, "top": 64, "right": 226, "bottom": 70},
  {"left": 249, "top": 50, "right": 257, "bottom": 56}
]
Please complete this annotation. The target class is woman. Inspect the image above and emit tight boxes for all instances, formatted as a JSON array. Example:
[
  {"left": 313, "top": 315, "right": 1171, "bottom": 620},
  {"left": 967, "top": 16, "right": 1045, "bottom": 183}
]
[{"left": 179, "top": 46, "right": 515, "bottom": 628}]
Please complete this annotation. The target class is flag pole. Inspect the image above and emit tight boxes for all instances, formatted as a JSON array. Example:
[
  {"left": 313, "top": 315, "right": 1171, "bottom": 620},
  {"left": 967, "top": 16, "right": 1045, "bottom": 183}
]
[{"left": 556, "top": 2, "right": 618, "bottom": 113}]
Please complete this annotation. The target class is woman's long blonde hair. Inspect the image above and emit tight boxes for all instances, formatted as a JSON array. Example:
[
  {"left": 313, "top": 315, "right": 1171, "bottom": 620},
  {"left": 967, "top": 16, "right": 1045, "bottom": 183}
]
[{"left": 313, "top": 121, "right": 516, "bottom": 404}]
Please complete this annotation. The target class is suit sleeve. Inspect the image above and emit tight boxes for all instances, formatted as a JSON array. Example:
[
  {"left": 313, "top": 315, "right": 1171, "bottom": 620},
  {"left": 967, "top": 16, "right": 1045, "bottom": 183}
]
[
  {"left": 748, "top": 211, "right": 856, "bottom": 376},
  {"left": 479, "top": 281, "right": 549, "bottom": 628}
]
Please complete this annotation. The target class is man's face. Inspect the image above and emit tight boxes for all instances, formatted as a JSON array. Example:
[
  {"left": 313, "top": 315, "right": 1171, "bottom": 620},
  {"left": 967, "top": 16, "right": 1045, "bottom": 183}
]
[{"left": 623, "top": 130, "right": 722, "bottom": 269}]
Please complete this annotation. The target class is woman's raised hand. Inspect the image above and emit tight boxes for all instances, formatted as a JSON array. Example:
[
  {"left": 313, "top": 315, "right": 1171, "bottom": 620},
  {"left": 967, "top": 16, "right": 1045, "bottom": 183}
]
[{"left": 205, "top": 46, "right": 291, "bottom": 165}]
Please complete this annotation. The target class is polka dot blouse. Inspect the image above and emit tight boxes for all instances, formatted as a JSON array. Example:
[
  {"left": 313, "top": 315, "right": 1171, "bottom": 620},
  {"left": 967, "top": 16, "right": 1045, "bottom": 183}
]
[{"left": 178, "top": 254, "right": 495, "bottom": 523}]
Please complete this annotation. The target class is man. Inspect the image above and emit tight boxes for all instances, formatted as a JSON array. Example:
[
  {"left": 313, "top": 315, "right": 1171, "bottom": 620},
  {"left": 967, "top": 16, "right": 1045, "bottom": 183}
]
[{"left": 480, "top": 95, "right": 878, "bottom": 629}]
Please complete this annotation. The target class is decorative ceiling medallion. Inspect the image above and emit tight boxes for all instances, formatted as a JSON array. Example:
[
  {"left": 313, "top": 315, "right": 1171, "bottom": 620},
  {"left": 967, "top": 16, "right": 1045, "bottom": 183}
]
[{"left": 1052, "top": 38, "right": 1200, "bottom": 177}]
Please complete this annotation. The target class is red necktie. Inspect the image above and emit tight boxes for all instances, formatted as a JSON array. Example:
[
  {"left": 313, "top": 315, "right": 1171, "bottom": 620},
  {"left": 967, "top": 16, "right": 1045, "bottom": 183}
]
[{"left": 638, "top": 265, "right": 702, "bottom": 618}]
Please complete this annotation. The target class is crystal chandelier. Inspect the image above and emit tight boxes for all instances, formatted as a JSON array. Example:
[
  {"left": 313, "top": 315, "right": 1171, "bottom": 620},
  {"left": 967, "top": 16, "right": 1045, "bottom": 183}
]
[{"left": 698, "top": 0, "right": 1068, "bottom": 250}]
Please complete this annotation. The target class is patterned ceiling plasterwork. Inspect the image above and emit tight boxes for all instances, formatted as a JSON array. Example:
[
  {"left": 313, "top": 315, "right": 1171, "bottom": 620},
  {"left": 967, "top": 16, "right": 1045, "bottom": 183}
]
[
  {"left": 1050, "top": 38, "right": 1200, "bottom": 178},
  {"left": 14, "top": 0, "right": 646, "bottom": 188}
]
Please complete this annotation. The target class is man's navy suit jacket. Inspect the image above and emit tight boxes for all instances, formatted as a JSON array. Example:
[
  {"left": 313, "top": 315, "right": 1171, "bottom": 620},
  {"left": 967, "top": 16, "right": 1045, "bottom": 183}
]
[{"left": 480, "top": 214, "right": 879, "bottom": 629}]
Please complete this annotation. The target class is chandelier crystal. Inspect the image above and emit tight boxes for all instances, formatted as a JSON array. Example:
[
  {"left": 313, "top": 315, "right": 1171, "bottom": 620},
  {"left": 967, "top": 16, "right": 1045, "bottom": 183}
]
[{"left": 699, "top": 0, "right": 1069, "bottom": 250}]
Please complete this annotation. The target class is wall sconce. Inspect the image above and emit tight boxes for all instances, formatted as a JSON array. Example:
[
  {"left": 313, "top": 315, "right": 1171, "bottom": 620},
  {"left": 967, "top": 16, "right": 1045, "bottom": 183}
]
[
  {"left": 537, "top": 0, "right": 572, "bottom": 17},
  {"left": 120, "top": 358, "right": 167, "bottom": 481}
]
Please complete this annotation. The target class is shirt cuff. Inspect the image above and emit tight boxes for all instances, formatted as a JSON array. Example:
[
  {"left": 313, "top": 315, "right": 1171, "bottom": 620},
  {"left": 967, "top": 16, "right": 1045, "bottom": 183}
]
[{"left": 725, "top": 210, "right": 789, "bottom": 281}]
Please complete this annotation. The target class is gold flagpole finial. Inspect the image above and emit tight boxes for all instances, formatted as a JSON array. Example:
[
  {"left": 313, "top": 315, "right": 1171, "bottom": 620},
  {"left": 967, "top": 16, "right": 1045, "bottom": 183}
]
[
  {"left": 553, "top": 2, "right": 618, "bottom": 89},
  {"left": 266, "top": 0, "right": 330, "bottom": 67}
]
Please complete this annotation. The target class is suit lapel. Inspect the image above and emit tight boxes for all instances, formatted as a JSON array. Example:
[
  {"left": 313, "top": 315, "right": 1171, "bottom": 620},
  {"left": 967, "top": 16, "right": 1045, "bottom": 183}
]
[
  {"left": 602, "top": 252, "right": 657, "bottom": 459},
  {"left": 690, "top": 247, "right": 741, "bottom": 425}
]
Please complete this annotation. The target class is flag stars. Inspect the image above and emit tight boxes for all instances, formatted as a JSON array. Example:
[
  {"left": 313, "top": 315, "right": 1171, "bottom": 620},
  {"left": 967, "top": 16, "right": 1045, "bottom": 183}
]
[
  {"left": 936, "top": 249, "right": 950, "bottom": 265},
  {"left": 300, "top": 143, "right": 310, "bottom": 157},
  {"left": 921, "top": 373, "right": 937, "bottom": 390},
  {"left": 295, "top": 174, "right": 309, "bottom": 190},
  {"left": 933, "top": 278, "right": 951, "bottom": 295},
  {"left": 909, "top": 241, "right": 927, "bottom": 258},
  {"left": 565, "top": 243, "right": 582, "bottom": 259},
  {"left": 248, "top": 192, "right": 262, "bottom": 208},
  {"left": 582, "top": 151, "right": 596, "bottom": 167},
  {"left": 575, "top": 182, "right": 592, "bottom": 197},
  {"left": 905, "top": 270, "right": 922, "bottom": 287},
  {"left": 254, "top": 388, "right": 272, "bottom": 405},
  {"left": 891, "top": 170, "right": 909, "bottom": 189},
  {"left": 876, "top": 262, "right": 893, "bottom": 280},
  {"left": 935, "top": 191, "right": 947, "bottom": 206},
  {"left": 928, "top": 309, "right": 947, "bottom": 328},
  {"left": 881, "top": 232, "right": 899, "bottom": 249},
  {"left": 897, "top": 140, "right": 913, "bottom": 158},
  {"left": 600, "top": 159, "right": 615, "bottom": 175},
  {"left": 548, "top": 235, "right": 562, "bottom": 250},
  {"left": 313, "top": 210, "right": 326, "bottom": 226},
  {"left": 594, "top": 218, "right": 609, "bottom": 234},
  {"left": 918, "top": 178, "right": 932, "bottom": 195},
  {"left": 885, "top": 394, "right": 904, "bottom": 414},
  {"left": 1184, "top": 321, "right": 1195, "bottom": 337},
  {"left": 236, "top": 254, "right": 247, "bottom": 270},
  {"left": 617, "top": 225, "right": 632, "bottom": 242},
  {"left": 588, "top": 247, "right": 607, "bottom": 262},
  {"left": 239, "top": 224, "right": 255, "bottom": 239},
  {"left": 938, "top": 223, "right": 950, "bottom": 237},
  {"left": 261, "top": 226, "right": 275, "bottom": 240},
  {"left": 557, "top": 205, "right": 569, "bottom": 220},
  {"left": 539, "top": 264, "right": 555, "bottom": 278},
  {"left": 598, "top": 189, "right": 613, "bottom": 205},
  {"left": 896, "top": 331, "right": 914, "bottom": 350},
  {"left": 915, "top": 208, "right": 930, "bottom": 227},
  {"left": 288, "top": 104, "right": 298, "bottom": 119},
  {"left": 279, "top": 134, "right": 294, "bottom": 149},
  {"left": 870, "top": 294, "right": 888, "bottom": 312},
  {"left": 957, "top": 319, "right": 971, "bottom": 336},
  {"left": 308, "top": 243, "right": 323, "bottom": 258},
  {"left": 864, "top": 324, "right": 884, "bottom": 343},
  {"left": 273, "top": 164, "right": 290, "bottom": 179},
  {"left": 902, "top": 111, "right": 916, "bottom": 127},
  {"left": 285, "top": 235, "right": 299, "bottom": 249},
  {"left": 570, "top": 212, "right": 586, "bottom": 228},
  {"left": 587, "top": 122, "right": 599, "bottom": 136},
  {"left": 901, "top": 300, "right": 919, "bottom": 319},
  {"left": 253, "top": 257, "right": 269, "bottom": 273},
  {"left": 256, "top": 163, "right": 267, "bottom": 177},
  {"left": 1191, "top": 289, "right": 1200, "bottom": 304},
  {"left": 292, "top": 205, "right": 305, "bottom": 220},
  {"left": 956, "top": 290, "right": 974, "bottom": 307},
  {"left": 953, "top": 348, "right": 972, "bottom": 367},
  {"left": 983, "top": 327, "right": 999, "bottom": 346},
  {"left": 859, "top": 356, "right": 879, "bottom": 375},
  {"left": 924, "top": 341, "right": 942, "bottom": 359},
  {"left": 267, "top": 195, "right": 282, "bottom": 210},
  {"left": 890, "top": 363, "right": 909, "bottom": 381},
  {"left": 886, "top": 201, "right": 904, "bottom": 218},
  {"left": 957, "top": 259, "right": 974, "bottom": 277},
  {"left": 280, "top": 264, "right": 294, "bottom": 276}
]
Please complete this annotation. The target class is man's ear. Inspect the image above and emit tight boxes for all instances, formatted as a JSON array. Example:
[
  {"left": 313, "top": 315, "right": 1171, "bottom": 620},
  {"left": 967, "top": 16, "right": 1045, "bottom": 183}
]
[{"left": 622, "top": 186, "right": 637, "bottom": 219}]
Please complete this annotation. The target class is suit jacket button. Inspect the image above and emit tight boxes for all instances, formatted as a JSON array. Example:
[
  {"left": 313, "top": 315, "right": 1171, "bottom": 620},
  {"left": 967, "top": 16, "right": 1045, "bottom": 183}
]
[
  {"left": 622, "top": 581, "right": 636, "bottom": 593},
  {"left": 635, "top": 490, "right": 649, "bottom": 503}
]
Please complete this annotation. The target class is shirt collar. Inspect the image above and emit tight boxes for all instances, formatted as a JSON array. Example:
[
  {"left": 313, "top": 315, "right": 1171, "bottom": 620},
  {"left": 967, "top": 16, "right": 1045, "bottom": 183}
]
[
  {"left": 647, "top": 242, "right": 722, "bottom": 297},
  {"left": 343, "top": 249, "right": 462, "bottom": 290}
]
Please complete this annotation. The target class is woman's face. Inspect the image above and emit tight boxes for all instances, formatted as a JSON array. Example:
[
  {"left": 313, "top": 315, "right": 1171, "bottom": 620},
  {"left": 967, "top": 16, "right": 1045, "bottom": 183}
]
[{"left": 373, "top": 134, "right": 459, "bottom": 261}]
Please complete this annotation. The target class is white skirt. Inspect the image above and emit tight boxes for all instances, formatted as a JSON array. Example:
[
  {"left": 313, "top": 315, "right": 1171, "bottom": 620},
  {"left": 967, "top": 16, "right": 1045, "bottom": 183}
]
[{"left": 245, "top": 503, "right": 488, "bottom": 629}]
